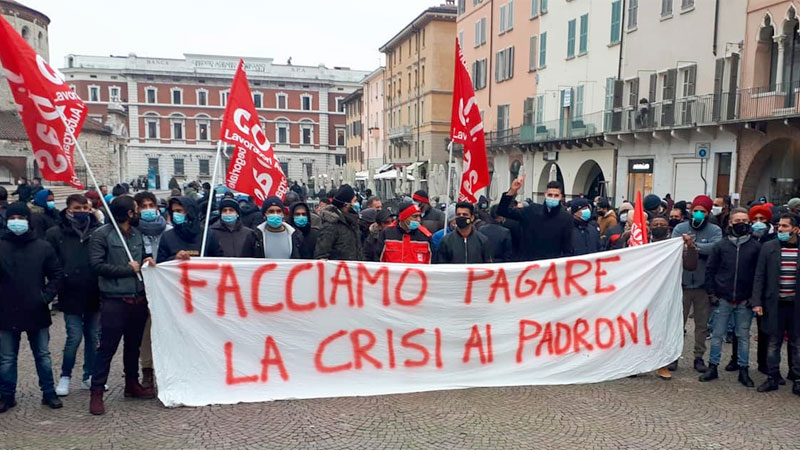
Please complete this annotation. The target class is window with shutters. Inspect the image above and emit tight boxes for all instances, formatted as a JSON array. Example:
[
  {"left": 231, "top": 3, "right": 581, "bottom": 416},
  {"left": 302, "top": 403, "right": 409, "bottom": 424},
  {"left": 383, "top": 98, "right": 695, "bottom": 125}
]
[
  {"left": 199, "top": 159, "right": 209, "bottom": 176},
  {"left": 610, "top": 1, "right": 621, "bottom": 44},
  {"left": 661, "top": 69, "right": 677, "bottom": 126},
  {"left": 541, "top": 0, "right": 547, "bottom": 14},
  {"left": 680, "top": 65, "right": 697, "bottom": 124},
  {"left": 89, "top": 86, "right": 100, "bottom": 102},
  {"left": 712, "top": 58, "right": 724, "bottom": 121},
  {"left": 628, "top": 0, "right": 638, "bottom": 29},
  {"left": 661, "top": 0, "right": 673, "bottom": 17},
  {"left": 459, "top": 31, "right": 464, "bottom": 47},
  {"left": 507, "top": 1, "right": 514, "bottom": 31},
  {"left": 579, "top": 14, "right": 588, "bottom": 54},
  {"left": 500, "top": 5, "right": 507, "bottom": 34},
  {"left": 539, "top": 32, "right": 547, "bottom": 68},
  {"left": 495, "top": 47, "right": 515, "bottom": 82},
  {"left": 628, "top": 78, "right": 640, "bottom": 107},
  {"left": 604, "top": 78, "right": 615, "bottom": 130},
  {"left": 529, "top": 35, "right": 538, "bottom": 71},
  {"left": 472, "top": 58, "right": 487, "bottom": 90},
  {"left": 523, "top": 97, "right": 535, "bottom": 125},
  {"left": 474, "top": 18, "right": 487, "bottom": 47},
  {"left": 536, "top": 95, "right": 545, "bottom": 125},
  {"left": 574, "top": 85, "right": 584, "bottom": 119},
  {"left": 567, "top": 19, "right": 576, "bottom": 58},
  {"left": 497, "top": 104, "right": 510, "bottom": 132},
  {"left": 530, "top": 0, "right": 538, "bottom": 19}
]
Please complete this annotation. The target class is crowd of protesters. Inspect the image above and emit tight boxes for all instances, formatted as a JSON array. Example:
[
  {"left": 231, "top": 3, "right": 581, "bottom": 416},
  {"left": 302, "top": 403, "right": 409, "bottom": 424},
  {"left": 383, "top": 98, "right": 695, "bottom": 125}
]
[{"left": 0, "top": 173, "right": 799, "bottom": 416}]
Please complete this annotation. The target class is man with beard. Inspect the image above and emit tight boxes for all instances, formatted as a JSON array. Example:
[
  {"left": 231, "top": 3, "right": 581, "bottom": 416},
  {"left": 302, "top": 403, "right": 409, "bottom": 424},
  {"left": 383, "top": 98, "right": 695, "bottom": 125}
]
[
  {"left": 435, "top": 202, "right": 491, "bottom": 264},
  {"left": 157, "top": 197, "right": 221, "bottom": 262}
]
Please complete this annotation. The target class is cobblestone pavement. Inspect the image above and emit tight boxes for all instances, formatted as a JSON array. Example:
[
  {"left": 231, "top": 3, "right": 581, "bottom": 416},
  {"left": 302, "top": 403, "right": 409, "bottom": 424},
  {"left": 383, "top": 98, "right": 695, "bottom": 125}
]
[{"left": 0, "top": 311, "right": 798, "bottom": 450}]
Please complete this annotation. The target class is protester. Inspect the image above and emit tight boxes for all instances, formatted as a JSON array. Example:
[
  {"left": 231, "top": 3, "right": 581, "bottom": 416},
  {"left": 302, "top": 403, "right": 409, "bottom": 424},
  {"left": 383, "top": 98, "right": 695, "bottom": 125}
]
[
  {"left": 288, "top": 202, "right": 319, "bottom": 259},
  {"left": 671, "top": 195, "right": 723, "bottom": 372},
  {"left": 413, "top": 190, "right": 445, "bottom": 233},
  {"left": 157, "top": 196, "right": 221, "bottom": 263},
  {"left": 476, "top": 206, "right": 513, "bottom": 263},
  {"left": 238, "top": 197, "right": 263, "bottom": 229},
  {"left": 0, "top": 202, "right": 64, "bottom": 412},
  {"left": 378, "top": 201, "right": 432, "bottom": 264},
  {"left": 359, "top": 208, "right": 378, "bottom": 244},
  {"left": 11, "top": 177, "right": 32, "bottom": 204},
  {"left": 432, "top": 204, "right": 456, "bottom": 253},
  {"left": 700, "top": 208, "right": 760, "bottom": 387},
  {"left": 44, "top": 195, "right": 102, "bottom": 397},
  {"left": 570, "top": 198, "right": 601, "bottom": 255},
  {"left": 752, "top": 214, "right": 800, "bottom": 395},
  {"left": 669, "top": 207, "right": 685, "bottom": 230},
  {"left": 210, "top": 198, "right": 262, "bottom": 258},
  {"left": 617, "top": 202, "right": 634, "bottom": 227},
  {"left": 435, "top": 202, "right": 492, "bottom": 264},
  {"left": 134, "top": 192, "right": 170, "bottom": 260},
  {"left": 596, "top": 198, "right": 618, "bottom": 236},
  {"left": 256, "top": 196, "right": 298, "bottom": 259},
  {"left": 750, "top": 204, "right": 777, "bottom": 244},
  {"left": 366, "top": 196, "right": 382, "bottom": 211},
  {"left": 364, "top": 209, "right": 394, "bottom": 262},
  {"left": 0, "top": 186, "right": 7, "bottom": 237},
  {"left": 712, "top": 196, "right": 731, "bottom": 235},
  {"left": 643, "top": 193, "right": 665, "bottom": 218},
  {"left": 29, "top": 189, "right": 58, "bottom": 238},
  {"left": 85, "top": 190, "right": 108, "bottom": 225},
  {"left": 497, "top": 178, "right": 573, "bottom": 261},
  {"left": 315, "top": 185, "right": 362, "bottom": 261}
]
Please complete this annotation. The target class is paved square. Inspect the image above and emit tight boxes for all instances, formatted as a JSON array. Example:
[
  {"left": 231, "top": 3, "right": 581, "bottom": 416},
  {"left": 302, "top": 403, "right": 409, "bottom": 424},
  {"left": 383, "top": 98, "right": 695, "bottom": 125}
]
[{"left": 0, "top": 311, "right": 798, "bottom": 450}]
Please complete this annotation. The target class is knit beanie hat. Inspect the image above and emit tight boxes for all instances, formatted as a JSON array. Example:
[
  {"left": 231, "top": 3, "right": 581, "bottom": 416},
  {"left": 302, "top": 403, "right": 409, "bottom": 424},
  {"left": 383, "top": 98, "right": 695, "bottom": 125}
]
[
  {"left": 332, "top": 184, "right": 356, "bottom": 208},
  {"left": 260, "top": 196, "right": 285, "bottom": 214},
  {"left": 692, "top": 195, "right": 714, "bottom": 213},
  {"left": 219, "top": 198, "right": 241, "bottom": 215},
  {"left": 788, "top": 198, "right": 800, "bottom": 210},
  {"left": 6, "top": 201, "right": 31, "bottom": 219},
  {"left": 643, "top": 194, "right": 662, "bottom": 211}
]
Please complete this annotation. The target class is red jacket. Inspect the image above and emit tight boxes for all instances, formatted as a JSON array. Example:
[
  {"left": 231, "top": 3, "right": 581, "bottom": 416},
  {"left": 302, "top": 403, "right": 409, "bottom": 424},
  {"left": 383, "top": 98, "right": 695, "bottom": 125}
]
[{"left": 378, "top": 225, "right": 432, "bottom": 264}]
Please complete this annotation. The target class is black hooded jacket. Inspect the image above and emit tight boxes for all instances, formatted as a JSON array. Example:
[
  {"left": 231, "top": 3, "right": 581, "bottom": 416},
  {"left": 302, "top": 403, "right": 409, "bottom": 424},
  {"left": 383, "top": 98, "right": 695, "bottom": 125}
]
[
  {"left": 288, "top": 202, "right": 319, "bottom": 259},
  {"left": 497, "top": 194, "right": 574, "bottom": 261},
  {"left": 45, "top": 210, "right": 101, "bottom": 314},
  {"left": 240, "top": 201, "right": 264, "bottom": 229},
  {"left": 157, "top": 196, "right": 221, "bottom": 263}
]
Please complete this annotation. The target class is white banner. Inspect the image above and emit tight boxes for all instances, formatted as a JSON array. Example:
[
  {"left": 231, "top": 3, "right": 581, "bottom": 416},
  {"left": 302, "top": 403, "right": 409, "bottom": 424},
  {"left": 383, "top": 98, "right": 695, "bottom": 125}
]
[{"left": 143, "top": 239, "right": 685, "bottom": 407}]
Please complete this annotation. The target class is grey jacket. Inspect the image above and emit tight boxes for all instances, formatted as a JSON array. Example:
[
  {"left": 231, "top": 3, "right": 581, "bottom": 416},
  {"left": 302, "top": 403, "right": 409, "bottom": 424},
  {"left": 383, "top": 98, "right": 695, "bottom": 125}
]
[
  {"left": 671, "top": 220, "right": 722, "bottom": 289},
  {"left": 89, "top": 224, "right": 146, "bottom": 297}
]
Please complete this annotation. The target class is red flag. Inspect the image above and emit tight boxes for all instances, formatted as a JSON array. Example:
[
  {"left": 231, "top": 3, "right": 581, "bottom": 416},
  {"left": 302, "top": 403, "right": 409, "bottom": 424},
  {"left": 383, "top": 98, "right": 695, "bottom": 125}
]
[
  {"left": 0, "top": 16, "right": 87, "bottom": 188},
  {"left": 628, "top": 191, "right": 649, "bottom": 247},
  {"left": 450, "top": 38, "right": 489, "bottom": 203},
  {"left": 220, "top": 60, "right": 288, "bottom": 206}
]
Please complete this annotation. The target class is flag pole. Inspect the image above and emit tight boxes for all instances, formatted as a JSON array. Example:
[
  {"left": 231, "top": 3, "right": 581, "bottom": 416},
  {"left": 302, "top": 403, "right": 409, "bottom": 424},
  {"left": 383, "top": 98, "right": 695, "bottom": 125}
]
[
  {"left": 58, "top": 112, "right": 141, "bottom": 279},
  {"left": 443, "top": 140, "right": 454, "bottom": 235},
  {"left": 200, "top": 140, "right": 223, "bottom": 257}
]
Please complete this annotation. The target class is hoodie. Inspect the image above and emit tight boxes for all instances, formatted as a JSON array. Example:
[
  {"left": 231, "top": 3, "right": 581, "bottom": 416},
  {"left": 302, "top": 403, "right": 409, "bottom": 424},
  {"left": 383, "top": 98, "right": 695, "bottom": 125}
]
[
  {"left": 157, "top": 196, "right": 221, "bottom": 263},
  {"left": 288, "top": 202, "right": 318, "bottom": 259}
]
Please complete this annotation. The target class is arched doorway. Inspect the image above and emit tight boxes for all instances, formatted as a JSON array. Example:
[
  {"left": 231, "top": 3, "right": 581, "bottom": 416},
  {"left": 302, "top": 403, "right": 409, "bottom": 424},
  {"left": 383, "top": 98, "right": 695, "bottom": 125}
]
[
  {"left": 741, "top": 137, "right": 800, "bottom": 204},
  {"left": 573, "top": 160, "right": 606, "bottom": 200},
  {"left": 537, "top": 162, "right": 564, "bottom": 202}
]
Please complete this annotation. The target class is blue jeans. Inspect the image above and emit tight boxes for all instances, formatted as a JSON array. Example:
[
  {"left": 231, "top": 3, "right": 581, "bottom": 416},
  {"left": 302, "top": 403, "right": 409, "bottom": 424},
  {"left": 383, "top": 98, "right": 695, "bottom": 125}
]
[
  {"left": 708, "top": 307, "right": 735, "bottom": 338},
  {"left": 709, "top": 300, "right": 753, "bottom": 366},
  {"left": 0, "top": 328, "right": 56, "bottom": 396},
  {"left": 61, "top": 312, "right": 100, "bottom": 380}
]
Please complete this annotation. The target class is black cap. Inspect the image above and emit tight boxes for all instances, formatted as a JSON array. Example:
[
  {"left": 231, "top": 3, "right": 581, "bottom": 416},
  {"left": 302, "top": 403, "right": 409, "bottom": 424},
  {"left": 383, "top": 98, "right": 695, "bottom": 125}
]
[
  {"left": 332, "top": 184, "right": 356, "bottom": 208},
  {"left": 260, "top": 196, "right": 285, "bottom": 214},
  {"left": 219, "top": 198, "right": 241, "bottom": 215},
  {"left": 6, "top": 201, "right": 31, "bottom": 219}
]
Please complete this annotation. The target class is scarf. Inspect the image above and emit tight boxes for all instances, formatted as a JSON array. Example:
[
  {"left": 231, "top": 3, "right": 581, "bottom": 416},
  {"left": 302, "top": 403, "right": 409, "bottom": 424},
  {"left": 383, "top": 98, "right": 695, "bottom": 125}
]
[{"left": 138, "top": 215, "right": 167, "bottom": 236}]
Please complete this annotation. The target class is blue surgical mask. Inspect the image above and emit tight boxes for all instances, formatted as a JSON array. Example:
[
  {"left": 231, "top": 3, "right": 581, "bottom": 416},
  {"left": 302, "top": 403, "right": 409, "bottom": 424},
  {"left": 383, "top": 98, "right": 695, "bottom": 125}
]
[
  {"left": 266, "top": 214, "right": 283, "bottom": 228},
  {"left": 7, "top": 219, "right": 28, "bottom": 235},
  {"left": 408, "top": 220, "right": 420, "bottom": 231},
  {"left": 778, "top": 232, "right": 792, "bottom": 242},
  {"left": 352, "top": 203, "right": 361, "bottom": 212},
  {"left": 159, "top": 207, "right": 166, "bottom": 214},
  {"left": 580, "top": 209, "right": 592, "bottom": 221},
  {"left": 545, "top": 198, "right": 560, "bottom": 209},
  {"left": 294, "top": 216, "right": 308, "bottom": 227},
  {"left": 140, "top": 209, "right": 158, "bottom": 222},
  {"left": 751, "top": 221, "right": 768, "bottom": 233},
  {"left": 221, "top": 213, "right": 238, "bottom": 224},
  {"left": 172, "top": 212, "right": 186, "bottom": 225},
  {"left": 46, "top": 201, "right": 56, "bottom": 210}
]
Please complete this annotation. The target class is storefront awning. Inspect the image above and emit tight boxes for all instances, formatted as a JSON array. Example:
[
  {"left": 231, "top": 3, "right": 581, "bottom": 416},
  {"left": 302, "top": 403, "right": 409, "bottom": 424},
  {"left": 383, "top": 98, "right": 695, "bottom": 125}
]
[
  {"left": 375, "top": 163, "right": 394, "bottom": 174},
  {"left": 374, "top": 169, "right": 415, "bottom": 181},
  {"left": 355, "top": 170, "right": 368, "bottom": 181}
]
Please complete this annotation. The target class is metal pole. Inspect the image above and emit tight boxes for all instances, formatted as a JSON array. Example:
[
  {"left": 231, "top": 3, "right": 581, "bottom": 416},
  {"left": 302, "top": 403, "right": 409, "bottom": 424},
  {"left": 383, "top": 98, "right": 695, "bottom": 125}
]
[
  {"left": 200, "top": 140, "right": 223, "bottom": 257},
  {"left": 443, "top": 140, "right": 454, "bottom": 235}
]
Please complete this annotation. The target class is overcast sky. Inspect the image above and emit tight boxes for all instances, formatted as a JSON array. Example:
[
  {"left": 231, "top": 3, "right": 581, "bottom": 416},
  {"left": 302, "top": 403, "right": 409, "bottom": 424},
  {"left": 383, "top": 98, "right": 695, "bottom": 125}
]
[{"left": 24, "top": 0, "right": 442, "bottom": 70}]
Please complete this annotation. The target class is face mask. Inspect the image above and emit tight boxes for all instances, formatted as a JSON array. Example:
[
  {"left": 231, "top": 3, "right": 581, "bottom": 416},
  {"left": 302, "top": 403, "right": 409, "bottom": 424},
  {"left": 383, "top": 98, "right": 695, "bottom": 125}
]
[
  {"left": 294, "top": 216, "right": 309, "bottom": 227},
  {"left": 751, "top": 221, "right": 768, "bottom": 233},
  {"left": 692, "top": 211, "right": 706, "bottom": 224},
  {"left": 172, "top": 212, "right": 186, "bottom": 225},
  {"left": 46, "top": 201, "right": 56, "bottom": 210},
  {"left": 408, "top": 220, "right": 420, "bottom": 231},
  {"left": 651, "top": 227, "right": 669, "bottom": 239},
  {"left": 159, "top": 207, "right": 166, "bottom": 214},
  {"left": 266, "top": 214, "right": 283, "bottom": 228},
  {"left": 71, "top": 211, "right": 91, "bottom": 224},
  {"left": 455, "top": 216, "right": 472, "bottom": 230},
  {"left": 669, "top": 218, "right": 682, "bottom": 229},
  {"left": 221, "top": 213, "right": 238, "bottom": 225},
  {"left": 580, "top": 209, "right": 591, "bottom": 222},
  {"left": 711, "top": 206, "right": 723, "bottom": 216},
  {"left": 545, "top": 198, "right": 560, "bottom": 209},
  {"left": 731, "top": 223, "right": 751, "bottom": 237},
  {"left": 619, "top": 213, "right": 628, "bottom": 223},
  {"left": 7, "top": 219, "right": 28, "bottom": 235},
  {"left": 352, "top": 203, "right": 361, "bottom": 212},
  {"left": 778, "top": 232, "right": 792, "bottom": 242},
  {"left": 140, "top": 209, "right": 158, "bottom": 222}
]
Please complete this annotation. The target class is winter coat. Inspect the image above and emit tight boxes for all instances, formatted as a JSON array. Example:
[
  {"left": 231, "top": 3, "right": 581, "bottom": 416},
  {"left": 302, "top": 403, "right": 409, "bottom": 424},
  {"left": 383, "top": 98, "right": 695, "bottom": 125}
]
[
  {"left": 363, "top": 223, "right": 384, "bottom": 262},
  {"left": 240, "top": 202, "right": 264, "bottom": 229},
  {"left": 705, "top": 235, "right": 761, "bottom": 303},
  {"left": 597, "top": 210, "right": 618, "bottom": 236},
  {"left": 476, "top": 223, "right": 513, "bottom": 262},
  {"left": 752, "top": 239, "right": 800, "bottom": 336},
  {"left": 256, "top": 221, "right": 300, "bottom": 259},
  {"left": 89, "top": 224, "right": 146, "bottom": 297},
  {"left": 314, "top": 205, "right": 362, "bottom": 261},
  {"left": 45, "top": 211, "right": 101, "bottom": 314},
  {"left": 435, "top": 228, "right": 492, "bottom": 264},
  {"left": 0, "top": 231, "right": 63, "bottom": 331},
  {"left": 378, "top": 224, "right": 432, "bottom": 264},
  {"left": 211, "top": 220, "right": 263, "bottom": 258},
  {"left": 497, "top": 194, "right": 574, "bottom": 261},
  {"left": 572, "top": 220, "right": 602, "bottom": 256},
  {"left": 29, "top": 190, "right": 59, "bottom": 238},
  {"left": 12, "top": 183, "right": 32, "bottom": 204},
  {"left": 671, "top": 220, "right": 722, "bottom": 289},
  {"left": 157, "top": 197, "right": 221, "bottom": 263},
  {"left": 288, "top": 203, "right": 319, "bottom": 259},
  {"left": 421, "top": 207, "right": 445, "bottom": 234}
]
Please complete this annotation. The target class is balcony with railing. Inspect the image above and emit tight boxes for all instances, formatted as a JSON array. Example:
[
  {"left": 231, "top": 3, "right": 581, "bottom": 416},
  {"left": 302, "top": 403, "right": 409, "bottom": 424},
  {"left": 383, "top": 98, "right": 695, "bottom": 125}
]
[
  {"left": 388, "top": 125, "right": 412, "bottom": 142},
  {"left": 519, "top": 111, "right": 605, "bottom": 144}
]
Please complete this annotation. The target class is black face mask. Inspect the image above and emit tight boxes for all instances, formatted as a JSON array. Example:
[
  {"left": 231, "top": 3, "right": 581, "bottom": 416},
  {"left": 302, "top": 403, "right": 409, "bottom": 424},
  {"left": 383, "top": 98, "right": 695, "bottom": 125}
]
[
  {"left": 651, "top": 227, "right": 669, "bottom": 240},
  {"left": 668, "top": 218, "right": 682, "bottom": 229},
  {"left": 731, "top": 223, "right": 751, "bottom": 237},
  {"left": 455, "top": 216, "right": 472, "bottom": 230},
  {"left": 129, "top": 213, "right": 140, "bottom": 228}
]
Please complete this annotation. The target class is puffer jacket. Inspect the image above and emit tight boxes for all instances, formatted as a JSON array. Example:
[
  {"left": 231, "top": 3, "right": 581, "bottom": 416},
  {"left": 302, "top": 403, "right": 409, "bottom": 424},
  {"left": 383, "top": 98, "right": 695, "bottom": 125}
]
[
  {"left": 435, "top": 228, "right": 492, "bottom": 264},
  {"left": 705, "top": 235, "right": 761, "bottom": 303},
  {"left": 211, "top": 219, "right": 263, "bottom": 258},
  {"left": 0, "top": 231, "right": 63, "bottom": 331},
  {"left": 314, "top": 205, "right": 362, "bottom": 261},
  {"left": 421, "top": 206, "right": 445, "bottom": 234},
  {"left": 671, "top": 220, "right": 723, "bottom": 288},
  {"left": 45, "top": 210, "right": 101, "bottom": 314},
  {"left": 89, "top": 224, "right": 146, "bottom": 297}
]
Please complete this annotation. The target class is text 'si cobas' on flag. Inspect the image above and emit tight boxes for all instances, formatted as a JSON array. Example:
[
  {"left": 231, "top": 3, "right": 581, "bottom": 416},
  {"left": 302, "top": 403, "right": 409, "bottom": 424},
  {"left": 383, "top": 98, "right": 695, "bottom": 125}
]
[
  {"left": 0, "top": 16, "right": 87, "bottom": 188},
  {"left": 449, "top": 38, "right": 489, "bottom": 203},
  {"left": 220, "top": 60, "right": 288, "bottom": 205}
]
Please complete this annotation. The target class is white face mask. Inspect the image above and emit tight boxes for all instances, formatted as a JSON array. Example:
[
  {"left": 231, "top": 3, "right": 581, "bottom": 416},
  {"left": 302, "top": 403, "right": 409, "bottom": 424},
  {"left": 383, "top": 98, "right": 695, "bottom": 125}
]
[
  {"left": 711, "top": 206, "right": 723, "bottom": 216},
  {"left": 620, "top": 213, "right": 628, "bottom": 223}
]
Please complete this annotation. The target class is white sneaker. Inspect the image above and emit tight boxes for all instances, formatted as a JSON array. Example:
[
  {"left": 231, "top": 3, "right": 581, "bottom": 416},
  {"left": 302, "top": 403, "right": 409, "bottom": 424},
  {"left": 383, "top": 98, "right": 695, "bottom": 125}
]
[
  {"left": 56, "top": 376, "right": 70, "bottom": 397},
  {"left": 81, "top": 377, "right": 108, "bottom": 391}
]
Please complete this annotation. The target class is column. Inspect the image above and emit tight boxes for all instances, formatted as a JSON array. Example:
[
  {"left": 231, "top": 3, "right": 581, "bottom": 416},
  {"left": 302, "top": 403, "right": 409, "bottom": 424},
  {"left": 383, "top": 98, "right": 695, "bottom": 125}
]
[{"left": 775, "top": 34, "right": 787, "bottom": 90}]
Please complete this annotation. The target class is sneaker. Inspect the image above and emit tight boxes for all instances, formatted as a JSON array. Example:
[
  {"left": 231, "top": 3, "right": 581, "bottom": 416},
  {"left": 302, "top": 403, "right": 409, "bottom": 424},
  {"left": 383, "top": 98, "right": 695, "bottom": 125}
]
[
  {"left": 81, "top": 377, "right": 108, "bottom": 391},
  {"left": 55, "top": 376, "right": 70, "bottom": 397}
]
